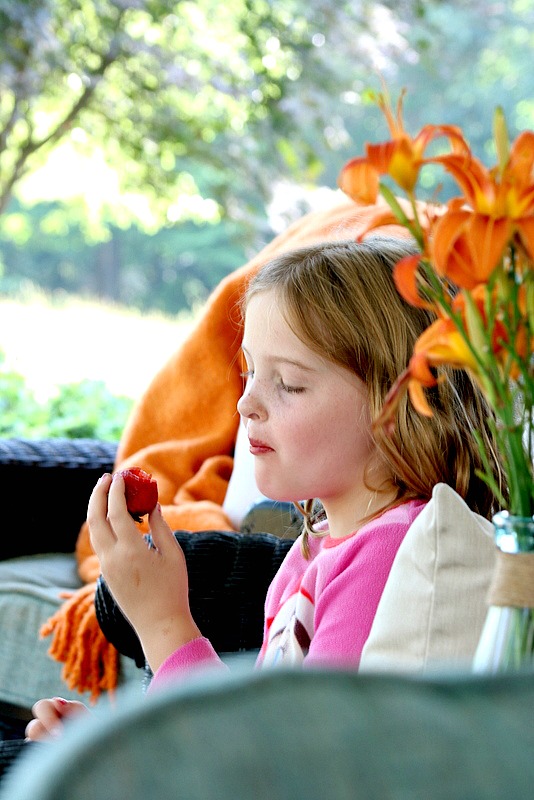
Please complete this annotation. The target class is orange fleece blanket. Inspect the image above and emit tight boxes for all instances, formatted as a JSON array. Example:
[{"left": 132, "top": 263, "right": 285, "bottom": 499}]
[{"left": 41, "top": 192, "right": 408, "bottom": 701}]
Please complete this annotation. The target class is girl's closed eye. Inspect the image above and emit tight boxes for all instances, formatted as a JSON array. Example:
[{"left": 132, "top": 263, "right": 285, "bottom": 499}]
[{"left": 280, "top": 378, "right": 305, "bottom": 394}]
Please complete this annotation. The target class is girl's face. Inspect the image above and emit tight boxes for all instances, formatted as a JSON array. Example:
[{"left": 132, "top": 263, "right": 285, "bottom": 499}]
[{"left": 237, "top": 290, "right": 383, "bottom": 536}]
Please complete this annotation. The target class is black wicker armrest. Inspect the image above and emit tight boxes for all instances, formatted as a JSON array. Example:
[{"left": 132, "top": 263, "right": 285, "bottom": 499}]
[
  {"left": 0, "top": 438, "right": 117, "bottom": 560},
  {"left": 96, "top": 529, "right": 294, "bottom": 667}
]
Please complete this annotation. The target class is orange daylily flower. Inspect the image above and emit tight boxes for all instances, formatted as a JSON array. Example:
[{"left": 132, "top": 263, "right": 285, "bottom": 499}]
[
  {"left": 406, "top": 318, "right": 480, "bottom": 415},
  {"left": 393, "top": 246, "right": 531, "bottom": 374},
  {"left": 438, "top": 132, "right": 534, "bottom": 219},
  {"left": 430, "top": 131, "right": 534, "bottom": 285},
  {"left": 348, "top": 90, "right": 534, "bottom": 515},
  {"left": 337, "top": 89, "right": 469, "bottom": 204},
  {"left": 376, "top": 315, "right": 479, "bottom": 432},
  {"left": 430, "top": 206, "right": 512, "bottom": 289}
]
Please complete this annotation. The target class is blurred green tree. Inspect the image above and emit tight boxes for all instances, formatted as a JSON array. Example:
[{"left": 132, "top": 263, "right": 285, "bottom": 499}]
[
  {"left": 0, "top": 0, "right": 438, "bottom": 310},
  {"left": 0, "top": 0, "right": 430, "bottom": 228}
]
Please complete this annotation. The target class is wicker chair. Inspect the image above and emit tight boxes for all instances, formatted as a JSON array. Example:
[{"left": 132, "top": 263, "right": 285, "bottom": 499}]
[{"left": 0, "top": 437, "right": 296, "bottom": 737}]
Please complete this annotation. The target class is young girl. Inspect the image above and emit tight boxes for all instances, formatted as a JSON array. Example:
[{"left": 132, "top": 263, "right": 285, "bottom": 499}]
[{"left": 23, "top": 236, "right": 504, "bottom": 740}]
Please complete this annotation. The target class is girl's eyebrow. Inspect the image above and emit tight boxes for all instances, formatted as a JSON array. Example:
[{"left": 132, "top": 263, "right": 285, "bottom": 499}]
[
  {"left": 270, "top": 356, "right": 316, "bottom": 372},
  {"left": 241, "top": 346, "right": 316, "bottom": 373}
]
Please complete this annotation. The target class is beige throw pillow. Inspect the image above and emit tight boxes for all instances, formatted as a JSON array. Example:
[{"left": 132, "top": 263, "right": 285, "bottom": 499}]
[{"left": 360, "top": 483, "right": 496, "bottom": 673}]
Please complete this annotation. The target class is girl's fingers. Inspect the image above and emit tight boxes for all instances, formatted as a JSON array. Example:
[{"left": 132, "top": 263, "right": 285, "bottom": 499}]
[
  {"left": 107, "top": 472, "right": 129, "bottom": 514},
  {"left": 25, "top": 698, "right": 89, "bottom": 741},
  {"left": 148, "top": 503, "right": 168, "bottom": 553},
  {"left": 25, "top": 698, "right": 63, "bottom": 740},
  {"left": 87, "top": 473, "right": 115, "bottom": 548},
  {"left": 87, "top": 473, "right": 113, "bottom": 520},
  {"left": 147, "top": 504, "right": 176, "bottom": 553},
  {"left": 52, "top": 698, "right": 88, "bottom": 718},
  {"left": 107, "top": 472, "right": 139, "bottom": 532},
  {"left": 25, "top": 718, "right": 48, "bottom": 741},
  {"left": 106, "top": 473, "right": 147, "bottom": 547}
]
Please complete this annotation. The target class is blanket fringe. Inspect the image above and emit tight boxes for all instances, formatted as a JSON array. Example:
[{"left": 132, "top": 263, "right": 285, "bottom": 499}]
[{"left": 40, "top": 583, "right": 119, "bottom": 704}]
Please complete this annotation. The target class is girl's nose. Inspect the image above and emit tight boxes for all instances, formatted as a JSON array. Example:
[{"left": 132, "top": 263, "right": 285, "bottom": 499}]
[{"left": 237, "top": 380, "right": 264, "bottom": 421}]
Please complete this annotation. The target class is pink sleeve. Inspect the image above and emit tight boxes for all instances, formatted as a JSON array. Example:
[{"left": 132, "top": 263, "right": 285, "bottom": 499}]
[{"left": 147, "top": 637, "right": 228, "bottom": 694}]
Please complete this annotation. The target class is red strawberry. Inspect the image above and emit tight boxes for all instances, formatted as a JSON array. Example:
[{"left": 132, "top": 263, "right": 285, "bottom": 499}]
[{"left": 119, "top": 467, "right": 159, "bottom": 522}]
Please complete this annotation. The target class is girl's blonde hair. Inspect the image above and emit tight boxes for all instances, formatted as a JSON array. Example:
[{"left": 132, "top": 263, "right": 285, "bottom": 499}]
[{"left": 243, "top": 237, "right": 506, "bottom": 550}]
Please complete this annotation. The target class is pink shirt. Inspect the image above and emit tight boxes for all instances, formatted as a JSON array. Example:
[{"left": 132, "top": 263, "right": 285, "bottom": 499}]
[{"left": 149, "top": 499, "right": 426, "bottom": 692}]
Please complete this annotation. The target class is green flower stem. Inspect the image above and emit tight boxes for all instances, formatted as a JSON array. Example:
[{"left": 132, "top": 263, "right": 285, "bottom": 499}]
[
  {"left": 378, "top": 184, "right": 425, "bottom": 248},
  {"left": 499, "top": 418, "right": 533, "bottom": 517},
  {"left": 504, "top": 609, "right": 534, "bottom": 670}
]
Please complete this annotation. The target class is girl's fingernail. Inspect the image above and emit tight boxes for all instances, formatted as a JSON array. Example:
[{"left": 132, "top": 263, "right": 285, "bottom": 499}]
[{"left": 53, "top": 697, "right": 68, "bottom": 706}]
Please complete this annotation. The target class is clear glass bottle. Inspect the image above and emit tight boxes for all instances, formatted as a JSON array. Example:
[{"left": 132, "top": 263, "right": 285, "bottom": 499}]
[{"left": 473, "top": 511, "right": 534, "bottom": 673}]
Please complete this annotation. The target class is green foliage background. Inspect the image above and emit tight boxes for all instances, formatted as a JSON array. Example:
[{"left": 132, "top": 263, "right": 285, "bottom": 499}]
[{"left": 0, "top": 351, "right": 133, "bottom": 440}]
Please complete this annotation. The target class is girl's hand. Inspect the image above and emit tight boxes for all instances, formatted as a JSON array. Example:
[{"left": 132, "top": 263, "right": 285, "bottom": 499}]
[
  {"left": 87, "top": 473, "right": 201, "bottom": 673},
  {"left": 25, "top": 697, "right": 89, "bottom": 741}
]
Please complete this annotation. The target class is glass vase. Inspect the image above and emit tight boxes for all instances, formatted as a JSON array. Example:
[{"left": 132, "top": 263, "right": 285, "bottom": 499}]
[{"left": 472, "top": 510, "right": 534, "bottom": 673}]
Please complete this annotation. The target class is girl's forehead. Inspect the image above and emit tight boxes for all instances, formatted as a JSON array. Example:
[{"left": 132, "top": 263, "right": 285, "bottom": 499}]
[
  {"left": 244, "top": 290, "right": 286, "bottom": 332},
  {"left": 244, "top": 292, "right": 334, "bottom": 371},
  {"left": 244, "top": 292, "right": 309, "bottom": 353}
]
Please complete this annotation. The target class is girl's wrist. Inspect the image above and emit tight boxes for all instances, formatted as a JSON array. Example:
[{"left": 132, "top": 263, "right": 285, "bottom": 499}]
[{"left": 142, "top": 615, "right": 203, "bottom": 674}]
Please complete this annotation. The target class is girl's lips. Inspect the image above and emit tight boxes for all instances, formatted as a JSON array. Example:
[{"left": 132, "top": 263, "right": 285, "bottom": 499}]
[{"left": 248, "top": 438, "right": 274, "bottom": 455}]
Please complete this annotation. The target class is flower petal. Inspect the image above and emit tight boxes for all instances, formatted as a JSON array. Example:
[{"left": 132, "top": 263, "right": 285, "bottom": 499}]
[
  {"left": 393, "top": 254, "right": 431, "bottom": 308},
  {"left": 508, "top": 131, "right": 534, "bottom": 180},
  {"left": 516, "top": 217, "right": 534, "bottom": 263},
  {"left": 431, "top": 209, "right": 472, "bottom": 283},
  {"left": 431, "top": 210, "right": 511, "bottom": 287},
  {"left": 355, "top": 207, "right": 406, "bottom": 242},
  {"left": 337, "top": 158, "right": 380, "bottom": 204},
  {"left": 373, "top": 365, "right": 411, "bottom": 434},
  {"left": 434, "top": 153, "right": 493, "bottom": 211},
  {"left": 464, "top": 214, "right": 512, "bottom": 281},
  {"left": 408, "top": 378, "right": 435, "bottom": 417}
]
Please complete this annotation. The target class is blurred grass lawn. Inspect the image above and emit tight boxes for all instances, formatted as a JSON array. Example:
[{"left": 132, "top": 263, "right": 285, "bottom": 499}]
[{"left": 0, "top": 293, "right": 195, "bottom": 402}]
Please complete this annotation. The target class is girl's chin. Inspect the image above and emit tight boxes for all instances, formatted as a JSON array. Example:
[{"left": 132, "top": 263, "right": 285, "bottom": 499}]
[
  {"left": 257, "top": 486, "right": 300, "bottom": 504},
  {"left": 256, "top": 470, "right": 306, "bottom": 504}
]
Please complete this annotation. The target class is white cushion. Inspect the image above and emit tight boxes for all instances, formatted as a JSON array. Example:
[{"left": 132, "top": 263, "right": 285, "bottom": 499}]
[{"left": 360, "top": 483, "right": 496, "bottom": 672}]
